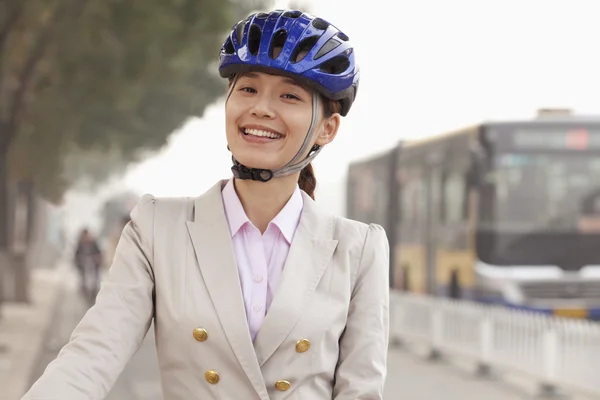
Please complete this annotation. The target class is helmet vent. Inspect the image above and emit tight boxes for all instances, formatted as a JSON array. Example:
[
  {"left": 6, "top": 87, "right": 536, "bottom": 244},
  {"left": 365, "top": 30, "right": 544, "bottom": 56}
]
[
  {"left": 314, "top": 36, "right": 342, "bottom": 60},
  {"left": 256, "top": 12, "right": 269, "bottom": 19},
  {"left": 319, "top": 55, "right": 350, "bottom": 75},
  {"left": 235, "top": 21, "right": 247, "bottom": 44},
  {"left": 224, "top": 37, "right": 235, "bottom": 54},
  {"left": 336, "top": 32, "right": 349, "bottom": 42},
  {"left": 291, "top": 36, "right": 319, "bottom": 63},
  {"left": 311, "top": 18, "right": 329, "bottom": 30},
  {"left": 269, "top": 29, "right": 288, "bottom": 59},
  {"left": 283, "top": 10, "right": 302, "bottom": 18},
  {"left": 248, "top": 24, "right": 262, "bottom": 55}
]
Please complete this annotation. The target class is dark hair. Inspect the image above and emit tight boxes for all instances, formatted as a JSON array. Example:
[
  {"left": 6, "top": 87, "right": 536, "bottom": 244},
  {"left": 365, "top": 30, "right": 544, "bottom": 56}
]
[{"left": 298, "top": 97, "right": 342, "bottom": 200}]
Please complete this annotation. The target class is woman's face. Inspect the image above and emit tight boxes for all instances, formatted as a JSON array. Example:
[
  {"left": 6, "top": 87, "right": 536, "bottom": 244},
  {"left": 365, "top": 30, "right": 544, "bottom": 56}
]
[{"left": 225, "top": 71, "right": 340, "bottom": 171}]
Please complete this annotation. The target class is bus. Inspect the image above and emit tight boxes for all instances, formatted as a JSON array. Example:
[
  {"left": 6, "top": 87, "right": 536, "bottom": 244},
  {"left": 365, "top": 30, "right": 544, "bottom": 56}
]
[
  {"left": 346, "top": 147, "right": 399, "bottom": 285},
  {"left": 347, "top": 111, "right": 600, "bottom": 319}
]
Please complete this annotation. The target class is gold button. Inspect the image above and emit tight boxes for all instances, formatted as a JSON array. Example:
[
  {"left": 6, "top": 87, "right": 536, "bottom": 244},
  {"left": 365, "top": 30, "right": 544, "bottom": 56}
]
[
  {"left": 295, "top": 338, "right": 310, "bottom": 353},
  {"left": 275, "top": 380, "right": 291, "bottom": 391},
  {"left": 205, "top": 370, "right": 220, "bottom": 384},
  {"left": 193, "top": 328, "right": 208, "bottom": 342}
]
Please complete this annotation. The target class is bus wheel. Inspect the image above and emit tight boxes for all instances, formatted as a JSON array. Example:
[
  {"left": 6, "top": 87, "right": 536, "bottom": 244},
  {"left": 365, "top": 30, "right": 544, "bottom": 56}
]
[{"left": 449, "top": 268, "right": 462, "bottom": 299}]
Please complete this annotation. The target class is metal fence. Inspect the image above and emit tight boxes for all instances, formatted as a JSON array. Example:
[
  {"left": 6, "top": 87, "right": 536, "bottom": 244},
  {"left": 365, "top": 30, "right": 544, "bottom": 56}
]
[{"left": 390, "top": 291, "right": 600, "bottom": 398}]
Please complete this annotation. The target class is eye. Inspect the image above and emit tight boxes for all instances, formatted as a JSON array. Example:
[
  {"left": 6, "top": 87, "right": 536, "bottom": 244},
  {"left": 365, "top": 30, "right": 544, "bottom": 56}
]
[
  {"left": 239, "top": 86, "right": 257, "bottom": 93},
  {"left": 282, "top": 93, "right": 301, "bottom": 100}
]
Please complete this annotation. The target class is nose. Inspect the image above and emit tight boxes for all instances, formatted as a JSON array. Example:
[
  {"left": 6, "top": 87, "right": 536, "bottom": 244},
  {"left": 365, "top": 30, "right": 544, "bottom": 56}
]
[{"left": 250, "top": 93, "right": 276, "bottom": 119}]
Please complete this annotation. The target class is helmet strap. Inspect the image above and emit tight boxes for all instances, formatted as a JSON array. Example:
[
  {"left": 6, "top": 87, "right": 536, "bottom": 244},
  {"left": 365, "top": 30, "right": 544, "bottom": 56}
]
[
  {"left": 227, "top": 82, "right": 322, "bottom": 182},
  {"left": 272, "top": 92, "right": 321, "bottom": 177}
]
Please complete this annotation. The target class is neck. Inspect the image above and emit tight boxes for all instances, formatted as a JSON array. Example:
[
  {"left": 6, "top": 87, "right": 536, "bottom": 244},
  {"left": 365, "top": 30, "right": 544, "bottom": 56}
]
[{"left": 233, "top": 173, "right": 300, "bottom": 233}]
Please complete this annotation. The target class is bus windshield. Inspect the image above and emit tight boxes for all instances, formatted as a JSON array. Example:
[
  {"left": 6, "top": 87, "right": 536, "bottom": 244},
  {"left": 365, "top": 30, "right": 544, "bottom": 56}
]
[{"left": 479, "top": 152, "right": 600, "bottom": 233}]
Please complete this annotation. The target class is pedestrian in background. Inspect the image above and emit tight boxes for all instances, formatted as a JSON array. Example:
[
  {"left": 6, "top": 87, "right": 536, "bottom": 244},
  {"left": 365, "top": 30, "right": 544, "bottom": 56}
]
[{"left": 73, "top": 228, "right": 103, "bottom": 303}]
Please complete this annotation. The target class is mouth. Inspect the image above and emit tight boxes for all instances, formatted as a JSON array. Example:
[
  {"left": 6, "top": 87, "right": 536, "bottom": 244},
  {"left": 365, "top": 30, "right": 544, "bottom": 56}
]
[{"left": 239, "top": 125, "right": 284, "bottom": 140}]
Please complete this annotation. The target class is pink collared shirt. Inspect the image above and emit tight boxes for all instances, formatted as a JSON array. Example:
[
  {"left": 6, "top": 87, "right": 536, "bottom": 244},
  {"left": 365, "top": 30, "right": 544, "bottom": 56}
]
[{"left": 221, "top": 178, "right": 303, "bottom": 341}]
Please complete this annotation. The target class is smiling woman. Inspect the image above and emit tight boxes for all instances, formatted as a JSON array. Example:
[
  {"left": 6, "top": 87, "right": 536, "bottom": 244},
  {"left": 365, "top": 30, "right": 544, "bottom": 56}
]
[
  {"left": 226, "top": 69, "right": 343, "bottom": 199},
  {"left": 22, "top": 9, "right": 389, "bottom": 400},
  {"left": 225, "top": 72, "right": 339, "bottom": 183}
]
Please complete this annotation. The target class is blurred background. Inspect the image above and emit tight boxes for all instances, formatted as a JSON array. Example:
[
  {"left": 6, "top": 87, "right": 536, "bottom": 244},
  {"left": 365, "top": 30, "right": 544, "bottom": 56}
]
[{"left": 2, "top": 0, "right": 600, "bottom": 399}]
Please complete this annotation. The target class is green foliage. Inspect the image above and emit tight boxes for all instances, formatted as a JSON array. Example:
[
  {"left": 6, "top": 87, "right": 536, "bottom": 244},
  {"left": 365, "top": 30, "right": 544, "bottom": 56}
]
[{"left": 1, "top": 0, "right": 271, "bottom": 202}]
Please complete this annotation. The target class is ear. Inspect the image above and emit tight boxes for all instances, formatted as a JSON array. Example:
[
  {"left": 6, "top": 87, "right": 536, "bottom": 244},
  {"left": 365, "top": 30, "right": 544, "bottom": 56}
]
[{"left": 315, "top": 113, "right": 341, "bottom": 146}]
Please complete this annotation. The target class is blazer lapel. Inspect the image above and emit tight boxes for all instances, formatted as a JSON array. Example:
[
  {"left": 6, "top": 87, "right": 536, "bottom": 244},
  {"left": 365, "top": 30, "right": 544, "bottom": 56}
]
[
  {"left": 253, "top": 192, "right": 338, "bottom": 366},
  {"left": 185, "top": 180, "right": 268, "bottom": 398}
]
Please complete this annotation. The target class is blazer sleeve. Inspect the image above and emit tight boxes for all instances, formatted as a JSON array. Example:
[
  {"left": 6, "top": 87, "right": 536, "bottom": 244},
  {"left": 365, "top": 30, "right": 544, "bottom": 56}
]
[
  {"left": 22, "top": 194, "right": 157, "bottom": 400},
  {"left": 333, "top": 223, "right": 390, "bottom": 400}
]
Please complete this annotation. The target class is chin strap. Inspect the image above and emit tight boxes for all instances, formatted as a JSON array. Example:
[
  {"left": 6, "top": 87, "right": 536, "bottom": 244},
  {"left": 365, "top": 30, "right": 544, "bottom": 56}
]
[{"left": 226, "top": 74, "right": 322, "bottom": 182}]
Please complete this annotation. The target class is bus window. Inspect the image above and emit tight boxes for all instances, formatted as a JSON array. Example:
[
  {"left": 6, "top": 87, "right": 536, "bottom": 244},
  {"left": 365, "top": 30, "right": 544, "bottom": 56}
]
[
  {"left": 481, "top": 153, "right": 600, "bottom": 232},
  {"left": 401, "top": 167, "right": 425, "bottom": 228},
  {"left": 442, "top": 170, "right": 467, "bottom": 224}
]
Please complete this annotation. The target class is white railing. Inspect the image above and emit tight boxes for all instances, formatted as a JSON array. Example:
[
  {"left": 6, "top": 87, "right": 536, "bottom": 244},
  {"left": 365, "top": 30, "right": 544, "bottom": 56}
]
[{"left": 390, "top": 291, "right": 600, "bottom": 398}]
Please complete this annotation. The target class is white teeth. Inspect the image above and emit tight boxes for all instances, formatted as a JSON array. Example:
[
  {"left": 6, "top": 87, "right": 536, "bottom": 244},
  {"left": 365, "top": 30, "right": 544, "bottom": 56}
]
[{"left": 244, "top": 128, "right": 281, "bottom": 139}]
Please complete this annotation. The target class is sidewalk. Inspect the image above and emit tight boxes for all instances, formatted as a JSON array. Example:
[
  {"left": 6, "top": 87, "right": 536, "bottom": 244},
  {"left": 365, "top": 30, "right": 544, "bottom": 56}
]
[{"left": 0, "top": 263, "right": 67, "bottom": 400}]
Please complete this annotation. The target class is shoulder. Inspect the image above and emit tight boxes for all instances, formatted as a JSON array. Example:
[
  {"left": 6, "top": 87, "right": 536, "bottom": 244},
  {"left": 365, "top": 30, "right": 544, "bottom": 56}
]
[
  {"left": 334, "top": 216, "right": 388, "bottom": 250},
  {"left": 129, "top": 180, "right": 227, "bottom": 230},
  {"left": 329, "top": 215, "right": 389, "bottom": 289},
  {"left": 131, "top": 194, "right": 196, "bottom": 225},
  {"left": 327, "top": 213, "right": 389, "bottom": 266},
  {"left": 127, "top": 194, "right": 198, "bottom": 255}
]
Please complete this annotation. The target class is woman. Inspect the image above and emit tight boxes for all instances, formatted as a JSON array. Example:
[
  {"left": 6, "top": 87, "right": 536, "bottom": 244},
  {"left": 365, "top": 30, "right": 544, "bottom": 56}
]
[{"left": 23, "top": 9, "right": 389, "bottom": 400}]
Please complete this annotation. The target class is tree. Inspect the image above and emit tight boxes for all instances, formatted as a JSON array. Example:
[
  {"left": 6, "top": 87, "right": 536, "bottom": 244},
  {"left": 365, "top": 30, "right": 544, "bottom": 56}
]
[
  {"left": 3, "top": 0, "right": 271, "bottom": 198},
  {"left": 0, "top": 0, "right": 271, "bottom": 303}
]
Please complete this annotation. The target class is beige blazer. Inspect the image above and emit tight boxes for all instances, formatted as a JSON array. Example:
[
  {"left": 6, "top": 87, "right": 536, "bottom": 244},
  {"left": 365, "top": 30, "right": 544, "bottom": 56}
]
[{"left": 23, "top": 180, "right": 390, "bottom": 400}]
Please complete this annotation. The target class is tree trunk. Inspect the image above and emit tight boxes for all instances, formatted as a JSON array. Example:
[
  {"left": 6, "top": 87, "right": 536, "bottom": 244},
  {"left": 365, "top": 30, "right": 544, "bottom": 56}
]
[
  {"left": 11, "top": 180, "right": 33, "bottom": 303},
  {"left": 0, "top": 153, "right": 8, "bottom": 312}
]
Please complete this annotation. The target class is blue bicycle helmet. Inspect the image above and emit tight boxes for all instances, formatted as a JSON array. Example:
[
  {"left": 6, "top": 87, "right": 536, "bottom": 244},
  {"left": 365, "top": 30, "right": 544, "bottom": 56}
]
[{"left": 219, "top": 9, "right": 359, "bottom": 116}]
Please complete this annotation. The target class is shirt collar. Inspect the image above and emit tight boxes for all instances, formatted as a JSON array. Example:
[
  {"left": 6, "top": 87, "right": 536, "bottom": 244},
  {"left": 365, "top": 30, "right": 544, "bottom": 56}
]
[
  {"left": 221, "top": 179, "right": 304, "bottom": 243},
  {"left": 270, "top": 184, "right": 303, "bottom": 244}
]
